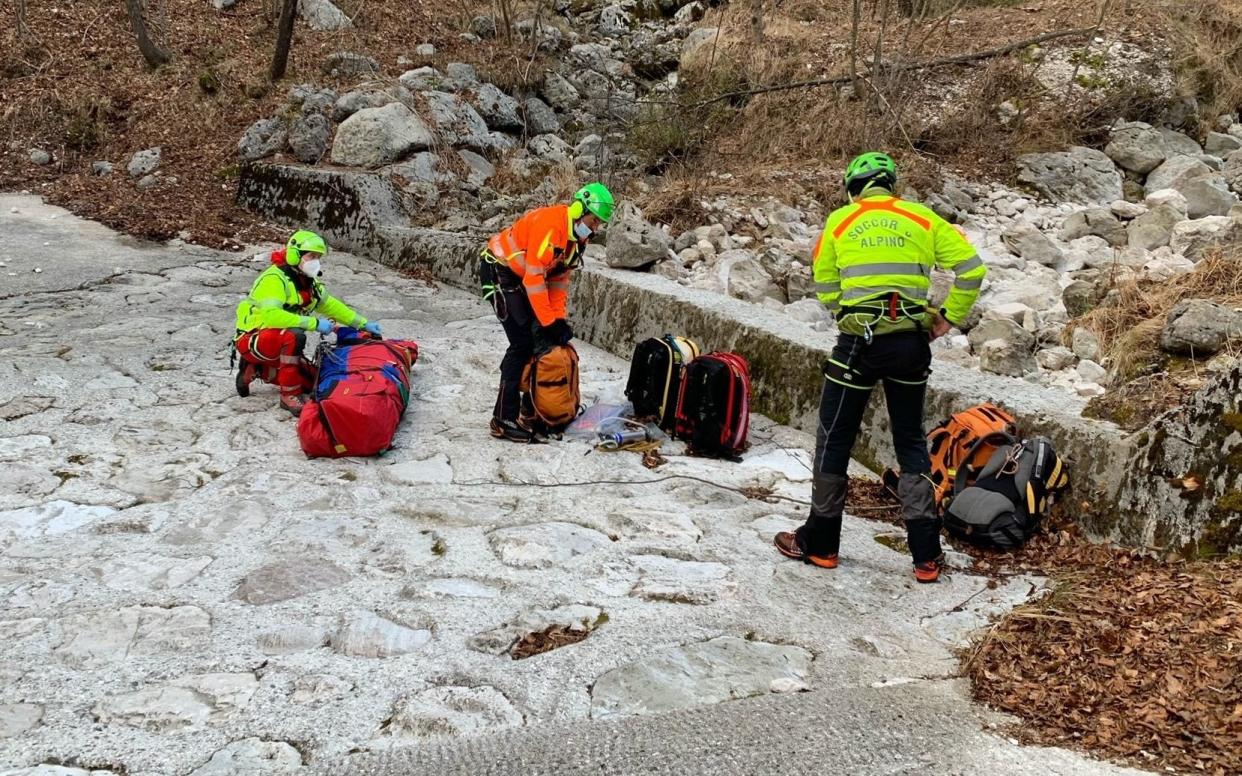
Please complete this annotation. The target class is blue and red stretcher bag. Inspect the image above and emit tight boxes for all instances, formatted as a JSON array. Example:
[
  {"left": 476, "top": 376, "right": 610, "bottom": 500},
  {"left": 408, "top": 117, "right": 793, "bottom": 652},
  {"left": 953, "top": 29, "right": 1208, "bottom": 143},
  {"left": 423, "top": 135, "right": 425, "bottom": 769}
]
[{"left": 297, "top": 332, "right": 420, "bottom": 458}]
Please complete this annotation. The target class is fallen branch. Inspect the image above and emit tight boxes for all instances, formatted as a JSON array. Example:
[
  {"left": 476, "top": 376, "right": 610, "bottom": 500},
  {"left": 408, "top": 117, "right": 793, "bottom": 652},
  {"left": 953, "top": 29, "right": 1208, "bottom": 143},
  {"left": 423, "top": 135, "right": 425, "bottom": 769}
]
[{"left": 666, "top": 26, "right": 1095, "bottom": 109}]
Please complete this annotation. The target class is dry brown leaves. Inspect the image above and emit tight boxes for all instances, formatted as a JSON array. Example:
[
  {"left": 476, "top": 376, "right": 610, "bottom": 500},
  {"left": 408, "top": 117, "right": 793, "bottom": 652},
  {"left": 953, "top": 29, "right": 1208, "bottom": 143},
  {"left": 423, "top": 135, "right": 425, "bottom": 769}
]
[
  {"left": 847, "top": 478, "right": 903, "bottom": 526},
  {"left": 398, "top": 264, "right": 438, "bottom": 286},
  {"left": 509, "top": 624, "right": 590, "bottom": 660},
  {"left": 964, "top": 515, "right": 1242, "bottom": 775},
  {"left": 0, "top": 0, "right": 476, "bottom": 248},
  {"left": 641, "top": 449, "right": 668, "bottom": 469},
  {"left": 849, "top": 481, "right": 1242, "bottom": 772}
]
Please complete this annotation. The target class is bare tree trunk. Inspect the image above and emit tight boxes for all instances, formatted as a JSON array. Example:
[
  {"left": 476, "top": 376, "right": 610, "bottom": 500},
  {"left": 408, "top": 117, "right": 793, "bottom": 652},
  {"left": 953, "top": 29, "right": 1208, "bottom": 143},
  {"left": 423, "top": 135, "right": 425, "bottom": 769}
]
[
  {"left": 269, "top": 0, "right": 298, "bottom": 81},
  {"left": 848, "top": 0, "right": 861, "bottom": 96},
  {"left": 1064, "top": 0, "right": 1114, "bottom": 98},
  {"left": 17, "top": 0, "right": 30, "bottom": 39},
  {"left": 873, "top": 0, "right": 891, "bottom": 76},
  {"left": 125, "top": 0, "right": 170, "bottom": 68},
  {"left": 868, "top": 0, "right": 892, "bottom": 124},
  {"left": 497, "top": 0, "right": 513, "bottom": 44},
  {"left": 749, "top": 0, "right": 765, "bottom": 42}
]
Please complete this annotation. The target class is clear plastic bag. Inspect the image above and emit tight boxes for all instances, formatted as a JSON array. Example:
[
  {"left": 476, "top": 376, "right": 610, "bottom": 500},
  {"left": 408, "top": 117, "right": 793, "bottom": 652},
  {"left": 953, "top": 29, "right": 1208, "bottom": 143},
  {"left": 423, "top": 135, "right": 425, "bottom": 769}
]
[
  {"left": 564, "top": 402, "right": 634, "bottom": 440},
  {"left": 594, "top": 418, "right": 669, "bottom": 451}
]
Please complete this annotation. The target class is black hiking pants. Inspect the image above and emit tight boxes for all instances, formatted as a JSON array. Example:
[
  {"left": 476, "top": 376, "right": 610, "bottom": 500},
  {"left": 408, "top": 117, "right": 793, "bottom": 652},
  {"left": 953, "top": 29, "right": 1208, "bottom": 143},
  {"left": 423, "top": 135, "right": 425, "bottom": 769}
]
[
  {"left": 798, "top": 330, "right": 942, "bottom": 564},
  {"left": 492, "top": 265, "right": 537, "bottom": 422}
]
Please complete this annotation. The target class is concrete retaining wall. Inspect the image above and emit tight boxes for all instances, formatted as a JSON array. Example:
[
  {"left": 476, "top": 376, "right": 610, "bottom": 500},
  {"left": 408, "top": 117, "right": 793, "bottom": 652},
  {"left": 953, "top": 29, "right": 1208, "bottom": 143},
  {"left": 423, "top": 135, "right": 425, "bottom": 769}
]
[{"left": 237, "top": 162, "right": 1239, "bottom": 554}]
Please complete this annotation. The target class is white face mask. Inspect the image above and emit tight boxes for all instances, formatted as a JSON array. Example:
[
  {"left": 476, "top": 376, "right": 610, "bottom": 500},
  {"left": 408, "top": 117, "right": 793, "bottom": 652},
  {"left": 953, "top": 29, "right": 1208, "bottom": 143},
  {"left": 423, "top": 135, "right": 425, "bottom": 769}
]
[
  {"left": 299, "top": 258, "right": 322, "bottom": 278},
  {"left": 573, "top": 221, "right": 594, "bottom": 241}
]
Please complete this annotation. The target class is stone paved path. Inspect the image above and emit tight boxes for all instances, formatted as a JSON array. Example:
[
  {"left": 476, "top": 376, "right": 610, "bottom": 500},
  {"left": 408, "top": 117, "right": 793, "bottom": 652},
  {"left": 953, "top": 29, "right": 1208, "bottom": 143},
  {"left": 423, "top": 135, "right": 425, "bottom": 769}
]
[{"left": 0, "top": 196, "right": 1143, "bottom": 776}]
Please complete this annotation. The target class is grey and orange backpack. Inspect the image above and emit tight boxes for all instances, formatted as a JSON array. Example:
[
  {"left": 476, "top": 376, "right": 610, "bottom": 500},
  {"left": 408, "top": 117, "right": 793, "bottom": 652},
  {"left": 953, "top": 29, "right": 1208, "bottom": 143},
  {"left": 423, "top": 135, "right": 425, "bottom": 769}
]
[
  {"left": 884, "top": 403, "right": 1071, "bottom": 549},
  {"left": 885, "top": 403, "right": 1018, "bottom": 506},
  {"left": 942, "top": 436, "right": 1070, "bottom": 549}
]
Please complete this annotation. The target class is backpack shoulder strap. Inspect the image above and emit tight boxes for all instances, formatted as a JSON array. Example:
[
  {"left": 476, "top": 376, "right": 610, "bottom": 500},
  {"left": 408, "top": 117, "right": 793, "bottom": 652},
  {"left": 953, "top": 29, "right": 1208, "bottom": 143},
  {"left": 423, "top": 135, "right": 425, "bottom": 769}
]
[
  {"left": 1013, "top": 440, "right": 1043, "bottom": 516},
  {"left": 953, "top": 431, "right": 1020, "bottom": 496}
]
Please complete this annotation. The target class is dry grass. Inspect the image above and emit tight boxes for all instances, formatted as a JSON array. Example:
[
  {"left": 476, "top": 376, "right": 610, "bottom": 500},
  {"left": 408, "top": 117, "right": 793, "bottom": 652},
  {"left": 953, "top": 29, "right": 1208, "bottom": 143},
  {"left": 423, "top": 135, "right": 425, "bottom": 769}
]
[
  {"left": 628, "top": 0, "right": 1174, "bottom": 223},
  {"left": 487, "top": 157, "right": 579, "bottom": 199},
  {"left": 1071, "top": 249, "right": 1242, "bottom": 430},
  {"left": 1073, "top": 250, "right": 1242, "bottom": 382},
  {"left": 1150, "top": 0, "right": 1242, "bottom": 132},
  {"left": 631, "top": 167, "right": 764, "bottom": 231}
]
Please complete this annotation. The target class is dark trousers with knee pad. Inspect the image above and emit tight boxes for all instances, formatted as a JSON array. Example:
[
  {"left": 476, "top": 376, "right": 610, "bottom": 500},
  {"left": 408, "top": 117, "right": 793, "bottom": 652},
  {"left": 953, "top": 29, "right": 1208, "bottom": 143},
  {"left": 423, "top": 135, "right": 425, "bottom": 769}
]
[
  {"left": 797, "top": 331, "right": 942, "bottom": 564},
  {"left": 490, "top": 265, "right": 537, "bottom": 423}
]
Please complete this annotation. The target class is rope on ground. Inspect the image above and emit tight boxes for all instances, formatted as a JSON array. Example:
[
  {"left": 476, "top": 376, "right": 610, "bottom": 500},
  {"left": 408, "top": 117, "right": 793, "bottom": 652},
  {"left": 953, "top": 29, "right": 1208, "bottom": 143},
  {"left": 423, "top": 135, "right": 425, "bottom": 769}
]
[
  {"left": 452, "top": 473, "right": 909, "bottom": 513},
  {"left": 454, "top": 473, "right": 811, "bottom": 505}
]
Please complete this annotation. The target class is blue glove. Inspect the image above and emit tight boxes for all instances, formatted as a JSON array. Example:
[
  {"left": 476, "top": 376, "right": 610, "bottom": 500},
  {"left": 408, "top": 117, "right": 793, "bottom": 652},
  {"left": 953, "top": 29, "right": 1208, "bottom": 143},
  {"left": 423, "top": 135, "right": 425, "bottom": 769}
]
[
  {"left": 364, "top": 321, "right": 382, "bottom": 336},
  {"left": 315, "top": 319, "right": 333, "bottom": 334}
]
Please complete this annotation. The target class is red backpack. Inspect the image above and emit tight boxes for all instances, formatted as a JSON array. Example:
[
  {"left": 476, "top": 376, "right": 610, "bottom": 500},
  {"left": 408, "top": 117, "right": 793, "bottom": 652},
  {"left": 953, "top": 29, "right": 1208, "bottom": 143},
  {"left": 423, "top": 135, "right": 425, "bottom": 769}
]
[{"left": 673, "top": 352, "right": 751, "bottom": 460}]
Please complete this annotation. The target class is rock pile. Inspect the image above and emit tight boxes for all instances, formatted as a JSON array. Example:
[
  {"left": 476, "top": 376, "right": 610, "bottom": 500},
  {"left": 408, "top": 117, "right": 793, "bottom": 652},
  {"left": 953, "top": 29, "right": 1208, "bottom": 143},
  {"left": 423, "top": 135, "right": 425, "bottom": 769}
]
[
  {"left": 236, "top": 0, "right": 703, "bottom": 218},
  {"left": 613, "top": 117, "right": 1242, "bottom": 401}
]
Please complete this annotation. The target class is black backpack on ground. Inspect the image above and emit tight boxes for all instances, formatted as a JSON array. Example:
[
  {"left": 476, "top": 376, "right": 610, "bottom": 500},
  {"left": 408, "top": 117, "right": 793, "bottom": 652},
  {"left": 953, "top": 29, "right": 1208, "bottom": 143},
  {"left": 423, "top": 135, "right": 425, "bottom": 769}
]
[
  {"left": 943, "top": 437, "right": 1071, "bottom": 550},
  {"left": 625, "top": 335, "right": 700, "bottom": 430}
]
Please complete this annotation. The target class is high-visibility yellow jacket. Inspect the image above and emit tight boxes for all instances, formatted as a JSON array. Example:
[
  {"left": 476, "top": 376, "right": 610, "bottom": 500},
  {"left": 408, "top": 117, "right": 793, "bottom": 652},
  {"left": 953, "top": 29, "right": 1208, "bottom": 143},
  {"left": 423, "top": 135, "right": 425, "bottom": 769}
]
[
  {"left": 813, "top": 190, "right": 986, "bottom": 336},
  {"left": 234, "top": 255, "right": 365, "bottom": 336},
  {"left": 487, "top": 204, "right": 581, "bottom": 327}
]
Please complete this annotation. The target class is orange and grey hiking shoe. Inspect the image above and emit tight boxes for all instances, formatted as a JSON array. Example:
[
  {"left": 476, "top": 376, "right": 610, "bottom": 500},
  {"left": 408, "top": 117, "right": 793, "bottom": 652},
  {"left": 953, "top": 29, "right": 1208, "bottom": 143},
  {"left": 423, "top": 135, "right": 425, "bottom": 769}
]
[
  {"left": 914, "top": 557, "right": 944, "bottom": 583},
  {"left": 279, "top": 392, "right": 309, "bottom": 416},
  {"left": 235, "top": 360, "right": 258, "bottom": 398},
  {"left": 774, "top": 531, "right": 839, "bottom": 569}
]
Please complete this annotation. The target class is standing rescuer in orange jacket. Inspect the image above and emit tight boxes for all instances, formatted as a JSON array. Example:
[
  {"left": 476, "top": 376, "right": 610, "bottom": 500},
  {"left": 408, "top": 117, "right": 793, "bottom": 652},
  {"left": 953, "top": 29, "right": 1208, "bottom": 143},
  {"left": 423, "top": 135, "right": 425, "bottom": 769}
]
[{"left": 480, "top": 183, "right": 615, "bottom": 443}]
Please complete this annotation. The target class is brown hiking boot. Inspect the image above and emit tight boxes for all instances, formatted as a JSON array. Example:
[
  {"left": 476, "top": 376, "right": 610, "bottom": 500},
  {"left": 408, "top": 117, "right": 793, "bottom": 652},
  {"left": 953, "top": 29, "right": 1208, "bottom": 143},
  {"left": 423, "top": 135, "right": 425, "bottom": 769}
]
[
  {"left": 280, "top": 393, "right": 308, "bottom": 416},
  {"left": 235, "top": 360, "right": 257, "bottom": 397},
  {"left": 774, "top": 531, "right": 839, "bottom": 569}
]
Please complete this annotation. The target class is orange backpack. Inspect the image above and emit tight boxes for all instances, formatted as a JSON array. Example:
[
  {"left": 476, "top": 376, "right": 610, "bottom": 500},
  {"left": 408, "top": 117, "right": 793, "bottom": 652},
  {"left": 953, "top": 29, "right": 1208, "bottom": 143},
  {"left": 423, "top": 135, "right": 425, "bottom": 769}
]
[
  {"left": 522, "top": 344, "right": 581, "bottom": 432},
  {"left": 926, "top": 403, "right": 1017, "bottom": 506},
  {"left": 883, "top": 403, "right": 1017, "bottom": 508}
]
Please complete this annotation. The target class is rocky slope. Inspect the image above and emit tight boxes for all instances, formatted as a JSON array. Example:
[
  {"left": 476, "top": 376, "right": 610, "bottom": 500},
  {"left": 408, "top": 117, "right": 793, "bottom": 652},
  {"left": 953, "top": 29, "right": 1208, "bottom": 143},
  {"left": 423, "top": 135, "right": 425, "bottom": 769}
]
[{"left": 228, "top": 0, "right": 1242, "bottom": 406}]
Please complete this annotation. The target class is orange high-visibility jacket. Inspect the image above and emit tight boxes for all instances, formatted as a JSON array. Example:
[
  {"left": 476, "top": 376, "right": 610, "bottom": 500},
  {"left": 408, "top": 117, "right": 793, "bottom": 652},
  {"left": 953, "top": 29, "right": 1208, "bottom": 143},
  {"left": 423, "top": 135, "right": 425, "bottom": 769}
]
[{"left": 488, "top": 204, "right": 581, "bottom": 326}]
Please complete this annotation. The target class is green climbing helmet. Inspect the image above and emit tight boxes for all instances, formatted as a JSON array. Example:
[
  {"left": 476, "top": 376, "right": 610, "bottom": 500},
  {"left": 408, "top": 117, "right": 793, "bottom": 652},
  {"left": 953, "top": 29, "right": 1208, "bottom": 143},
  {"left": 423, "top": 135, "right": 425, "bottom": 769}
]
[
  {"left": 843, "top": 151, "right": 898, "bottom": 191},
  {"left": 286, "top": 229, "right": 328, "bottom": 266},
  {"left": 574, "top": 182, "right": 615, "bottom": 223}
]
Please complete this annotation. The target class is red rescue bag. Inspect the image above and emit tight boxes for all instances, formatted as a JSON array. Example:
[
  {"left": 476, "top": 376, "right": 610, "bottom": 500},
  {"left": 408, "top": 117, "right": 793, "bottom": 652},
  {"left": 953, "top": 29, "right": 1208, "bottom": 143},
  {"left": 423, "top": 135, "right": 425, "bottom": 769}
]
[{"left": 297, "top": 335, "right": 419, "bottom": 458}]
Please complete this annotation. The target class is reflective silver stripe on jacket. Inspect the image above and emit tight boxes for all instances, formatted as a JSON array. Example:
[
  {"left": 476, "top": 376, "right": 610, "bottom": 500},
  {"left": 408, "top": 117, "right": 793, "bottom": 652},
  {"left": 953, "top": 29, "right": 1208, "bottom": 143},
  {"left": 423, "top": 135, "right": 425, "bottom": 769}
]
[{"left": 838, "top": 262, "right": 931, "bottom": 279}]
